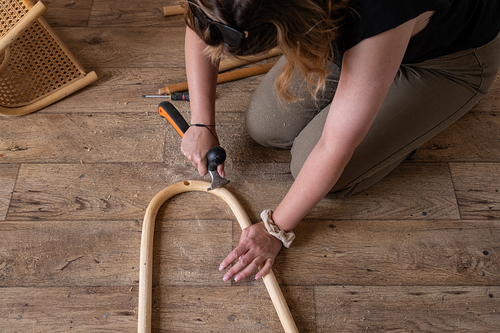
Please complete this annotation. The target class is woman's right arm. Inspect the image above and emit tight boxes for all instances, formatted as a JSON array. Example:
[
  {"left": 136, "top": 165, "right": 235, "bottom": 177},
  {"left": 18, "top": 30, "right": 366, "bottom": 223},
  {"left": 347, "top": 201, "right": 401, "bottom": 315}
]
[{"left": 182, "top": 27, "right": 223, "bottom": 177}]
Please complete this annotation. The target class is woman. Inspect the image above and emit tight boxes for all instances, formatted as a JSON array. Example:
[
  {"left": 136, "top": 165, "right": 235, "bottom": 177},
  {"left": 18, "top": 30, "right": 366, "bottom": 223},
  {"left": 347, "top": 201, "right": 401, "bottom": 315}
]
[{"left": 180, "top": 0, "right": 500, "bottom": 282}]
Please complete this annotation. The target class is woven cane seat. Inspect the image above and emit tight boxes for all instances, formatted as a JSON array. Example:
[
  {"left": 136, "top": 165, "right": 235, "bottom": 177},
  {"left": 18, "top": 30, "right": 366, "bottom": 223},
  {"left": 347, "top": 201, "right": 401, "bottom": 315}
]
[
  {"left": 0, "top": 0, "right": 29, "bottom": 38},
  {"left": 1, "top": 0, "right": 46, "bottom": 53},
  {"left": 0, "top": 3, "right": 97, "bottom": 116}
]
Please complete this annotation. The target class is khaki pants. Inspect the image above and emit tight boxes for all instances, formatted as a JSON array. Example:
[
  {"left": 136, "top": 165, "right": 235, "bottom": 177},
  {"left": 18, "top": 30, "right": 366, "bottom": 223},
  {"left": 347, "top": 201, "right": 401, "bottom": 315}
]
[{"left": 246, "top": 33, "right": 500, "bottom": 198}]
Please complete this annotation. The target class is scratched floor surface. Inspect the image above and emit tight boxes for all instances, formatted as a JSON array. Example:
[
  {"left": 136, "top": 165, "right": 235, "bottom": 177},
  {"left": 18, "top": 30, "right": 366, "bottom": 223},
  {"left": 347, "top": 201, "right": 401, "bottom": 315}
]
[{"left": 1, "top": 1, "right": 500, "bottom": 332}]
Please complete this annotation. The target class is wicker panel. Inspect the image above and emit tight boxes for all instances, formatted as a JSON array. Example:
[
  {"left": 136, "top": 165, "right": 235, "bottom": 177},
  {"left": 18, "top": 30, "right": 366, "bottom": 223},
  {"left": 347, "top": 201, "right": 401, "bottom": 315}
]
[
  {"left": 0, "top": 0, "right": 29, "bottom": 38},
  {"left": 0, "top": 18, "right": 86, "bottom": 107}
]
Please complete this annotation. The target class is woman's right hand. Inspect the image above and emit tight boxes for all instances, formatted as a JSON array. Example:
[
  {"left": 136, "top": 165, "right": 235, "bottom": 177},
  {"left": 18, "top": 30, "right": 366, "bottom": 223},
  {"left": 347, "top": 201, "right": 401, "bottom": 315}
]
[{"left": 181, "top": 125, "right": 225, "bottom": 177}]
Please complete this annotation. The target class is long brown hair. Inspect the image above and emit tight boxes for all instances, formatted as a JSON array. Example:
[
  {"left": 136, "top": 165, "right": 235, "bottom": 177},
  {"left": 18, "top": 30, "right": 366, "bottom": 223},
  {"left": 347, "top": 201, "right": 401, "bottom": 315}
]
[{"left": 184, "top": 0, "right": 350, "bottom": 101}]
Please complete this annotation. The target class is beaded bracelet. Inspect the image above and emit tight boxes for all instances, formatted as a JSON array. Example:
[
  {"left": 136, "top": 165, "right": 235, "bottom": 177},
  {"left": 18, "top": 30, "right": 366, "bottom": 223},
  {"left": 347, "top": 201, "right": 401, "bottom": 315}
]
[{"left": 260, "top": 209, "right": 295, "bottom": 248}]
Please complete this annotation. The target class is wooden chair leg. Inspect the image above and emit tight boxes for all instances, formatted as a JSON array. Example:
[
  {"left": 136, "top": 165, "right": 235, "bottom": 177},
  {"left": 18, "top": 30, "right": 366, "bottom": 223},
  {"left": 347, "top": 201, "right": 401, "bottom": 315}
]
[
  {"left": 0, "top": 47, "right": 10, "bottom": 73},
  {"left": 138, "top": 180, "right": 298, "bottom": 333}
]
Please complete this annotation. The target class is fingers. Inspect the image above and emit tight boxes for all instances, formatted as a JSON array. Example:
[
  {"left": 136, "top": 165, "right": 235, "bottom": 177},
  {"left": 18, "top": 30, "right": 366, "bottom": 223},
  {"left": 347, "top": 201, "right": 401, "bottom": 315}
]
[
  {"left": 219, "top": 223, "right": 282, "bottom": 282},
  {"left": 255, "top": 258, "right": 274, "bottom": 280},
  {"left": 181, "top": 150, "right": 207, "bottom": 176},
  {"left": 219, "top": 246, "right": 245, "bottom": 274},
  {"left": 180, "top": 126, "right": 219, "bottom": 176},
  {"left": 217, "top": 163, "right": 225, "bottom": 179},
  {"left": 221, "top": 250, "right": 267, "bottom": 282},
  {"left": 189, "top": 152, "right": 208, "bottom": 176}
]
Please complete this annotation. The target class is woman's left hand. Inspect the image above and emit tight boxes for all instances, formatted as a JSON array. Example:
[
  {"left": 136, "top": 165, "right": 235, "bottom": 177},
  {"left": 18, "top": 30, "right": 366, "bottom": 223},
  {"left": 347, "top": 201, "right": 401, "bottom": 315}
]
[{"left": 219, "top": 222, "right": 282, "bottom": 282}]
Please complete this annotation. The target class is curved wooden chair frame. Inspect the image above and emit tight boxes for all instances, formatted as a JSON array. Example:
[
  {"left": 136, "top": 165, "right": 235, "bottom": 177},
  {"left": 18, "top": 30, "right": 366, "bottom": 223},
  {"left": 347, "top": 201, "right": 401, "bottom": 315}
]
[
  {"left": 0, "top": 47, "right": 10, "bottom": 73},
  {"left": 138, "top": 180, "right": 299, "bottom": 333}
]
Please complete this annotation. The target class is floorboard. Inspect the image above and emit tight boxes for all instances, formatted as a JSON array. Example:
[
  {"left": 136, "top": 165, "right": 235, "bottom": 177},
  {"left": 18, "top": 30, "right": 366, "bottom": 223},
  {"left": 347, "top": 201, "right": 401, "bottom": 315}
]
[{"left": 315, "top": 286, "right": 500, "bottom": 332}]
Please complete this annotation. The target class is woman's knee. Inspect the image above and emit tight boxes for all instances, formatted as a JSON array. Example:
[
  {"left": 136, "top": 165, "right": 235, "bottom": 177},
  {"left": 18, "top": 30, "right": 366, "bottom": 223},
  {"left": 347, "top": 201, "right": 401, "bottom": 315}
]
[{"left": 246, "top": 60, "right": 339, "bottom": 149}]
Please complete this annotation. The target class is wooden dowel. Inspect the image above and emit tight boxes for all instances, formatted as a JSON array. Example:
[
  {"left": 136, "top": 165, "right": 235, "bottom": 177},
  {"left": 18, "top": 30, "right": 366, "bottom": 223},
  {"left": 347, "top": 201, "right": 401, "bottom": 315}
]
[
  {"left": 163, "top": 5, "right": 184, "bottom": 16},
  {"left": 158, "top": 61, "right": 276, "bottom": 94},
  {"left": 22, "top": 0, "right": 37, "bottom": 9},
  {"left": 0, "top": 47, "right": 11, "bottom": 74},
  {"left": 138, "top": 180, "right": 299, "bottom": 333},
  {"left": 218, "top": 48, "right": 282, "bottom": 72}
]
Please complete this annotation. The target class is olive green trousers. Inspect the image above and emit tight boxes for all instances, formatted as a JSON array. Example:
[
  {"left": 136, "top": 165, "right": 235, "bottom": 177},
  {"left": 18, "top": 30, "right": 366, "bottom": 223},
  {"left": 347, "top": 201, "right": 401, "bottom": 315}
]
[{"left": 246, "top": 33, "right": 500, "bottom": 197}]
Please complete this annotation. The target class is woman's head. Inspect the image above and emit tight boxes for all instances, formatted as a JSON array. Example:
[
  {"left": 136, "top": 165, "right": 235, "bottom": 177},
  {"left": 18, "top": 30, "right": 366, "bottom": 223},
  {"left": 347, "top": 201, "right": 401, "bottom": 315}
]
[
  {"left": 184, "top": 0, "right": 350, "bottom": 100},
  {"left": 185, "top": 0, "right": 278, "bottom": 56}
]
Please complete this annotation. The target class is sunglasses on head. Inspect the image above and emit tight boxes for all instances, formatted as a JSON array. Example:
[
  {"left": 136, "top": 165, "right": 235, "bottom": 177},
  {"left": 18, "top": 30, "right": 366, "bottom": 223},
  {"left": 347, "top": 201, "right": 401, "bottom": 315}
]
[{"left": 188, "top": 1, "right": 270, "bottom": 48}]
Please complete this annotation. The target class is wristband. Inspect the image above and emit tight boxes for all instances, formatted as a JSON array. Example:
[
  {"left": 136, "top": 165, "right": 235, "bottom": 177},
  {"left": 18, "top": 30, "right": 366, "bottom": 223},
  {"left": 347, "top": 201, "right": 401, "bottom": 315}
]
[
  {"left": 260, "top": 209, "right": 295, "bottom": 248},
  {"left": 190, "top": 124, "right": 219, "bottom": 145}
]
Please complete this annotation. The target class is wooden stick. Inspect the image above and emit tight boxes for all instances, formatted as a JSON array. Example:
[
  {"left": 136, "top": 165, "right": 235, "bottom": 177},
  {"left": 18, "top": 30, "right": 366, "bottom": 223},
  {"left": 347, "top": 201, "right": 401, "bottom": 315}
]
[
  {"left": 22, "top": 0, "right": 38, "bottom": 9},
  {"left": 163, "top": 5, "right": 184, "bottom": 16},
  {"left": 218, "top": 48, "right": 282, "bottom": 72},
  {"left": 138, "top": 180, "right": 299, "bottom": 333},
  {"left": 158, "top": 61, "right": 276, "bottom": 94},
  {"left": 0, "top": 47, "right": 11, "bottom": 74},
  {"left": 157, "top": 49, "right": 281, "bottom": 95}
]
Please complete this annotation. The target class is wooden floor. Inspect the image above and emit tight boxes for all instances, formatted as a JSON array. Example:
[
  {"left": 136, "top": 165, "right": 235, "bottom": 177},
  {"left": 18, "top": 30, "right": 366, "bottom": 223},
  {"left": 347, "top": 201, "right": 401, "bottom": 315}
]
[{"left": 1, "top": 1, "right": 500, "bottom": 332}]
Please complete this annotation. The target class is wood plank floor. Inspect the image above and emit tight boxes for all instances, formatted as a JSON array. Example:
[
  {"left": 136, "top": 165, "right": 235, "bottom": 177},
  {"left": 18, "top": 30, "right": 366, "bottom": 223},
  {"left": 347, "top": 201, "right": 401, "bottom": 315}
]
[{"left": 1, "top": 1, "right": 500, "bottom": 332}]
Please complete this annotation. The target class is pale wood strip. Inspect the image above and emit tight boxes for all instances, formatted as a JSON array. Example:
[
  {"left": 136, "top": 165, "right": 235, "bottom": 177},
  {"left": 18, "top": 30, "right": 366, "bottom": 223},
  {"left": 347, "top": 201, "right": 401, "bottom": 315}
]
[
  {"left": 218, "top": 48, "right": 282, "bottom": 72},
  {"left": 138, "top": 180, "right": 298, "bottom": 333},
  {"left": 0, "top": 219, "right": 231, "bottom": 287},
  {"left": 8, "top": 162, "right": 458, "bottom": 221},
  {"left": 267, "top": 219, "right": 500, "bottom": 286},
  {"left": 0, "top": 286, "right": 138, "bottom": 332},
  {"left": 0, "top": 113, "right": 165, "bottom": 163},
  {"left": 159, "top": 61, "right": 276, "bottom": 94},
  {"left": 22, "top": 0, "right": 36, "bottom": 8},
  {"left": 164, "top": 5, "right": 183, "bottom": 17},
  {"left": 315, "top": 286, "right": 500, "bottom": 332},
  {"left": 416, "top": 111, "right": 500, "bottom": 162},
  {"left": 0, "top": 46, "right": 10, "bottom": 73},
  {"left": 0, "top": 164, "right": 18, "bottom": 220},
  {"left": 449, "top": 163, "right": 500, "bottom": 220},
  {"left": 157, "top": 50, "right": 281, "bottom": 94}
]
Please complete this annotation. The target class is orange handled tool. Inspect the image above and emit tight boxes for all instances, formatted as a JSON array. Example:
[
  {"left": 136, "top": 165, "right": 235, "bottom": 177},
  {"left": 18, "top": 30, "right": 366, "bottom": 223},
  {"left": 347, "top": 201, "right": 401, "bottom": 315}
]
[
  {"left": 158, "top": 101, "right": 190, "bottom": 137},
  {"left": 158, "top": 101, "right": 230, "bottom": 190}
]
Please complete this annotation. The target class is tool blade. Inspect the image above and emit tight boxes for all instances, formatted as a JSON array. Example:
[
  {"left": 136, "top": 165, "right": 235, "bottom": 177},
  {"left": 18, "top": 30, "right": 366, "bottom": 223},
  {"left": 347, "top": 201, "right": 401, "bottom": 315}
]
[{"left": 207, "top": 171, "right": 230, "bottom": 191}]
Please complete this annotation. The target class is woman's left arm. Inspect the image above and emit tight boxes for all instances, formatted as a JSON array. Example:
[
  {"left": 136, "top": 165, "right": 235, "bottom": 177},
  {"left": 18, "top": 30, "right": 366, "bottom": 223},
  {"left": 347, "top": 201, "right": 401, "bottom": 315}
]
[{"left": 220, "top": 18, "right": 418, "bottom": 282}]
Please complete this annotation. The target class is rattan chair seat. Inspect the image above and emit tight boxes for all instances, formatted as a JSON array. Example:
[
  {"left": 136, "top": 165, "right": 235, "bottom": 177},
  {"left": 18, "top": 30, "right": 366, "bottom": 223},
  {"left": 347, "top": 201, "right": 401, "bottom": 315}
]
[{"left": 0, "top": 3, "right": 97, "bottom": 116}]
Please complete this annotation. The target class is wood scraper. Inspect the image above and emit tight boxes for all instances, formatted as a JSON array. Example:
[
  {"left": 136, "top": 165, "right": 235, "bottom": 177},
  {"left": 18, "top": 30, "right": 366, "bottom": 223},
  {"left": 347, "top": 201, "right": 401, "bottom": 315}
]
[{"left": 158, "top": 101, "right": 230, "bottom": 190}]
